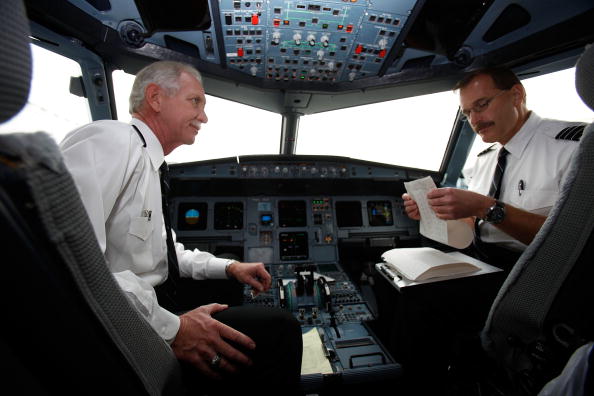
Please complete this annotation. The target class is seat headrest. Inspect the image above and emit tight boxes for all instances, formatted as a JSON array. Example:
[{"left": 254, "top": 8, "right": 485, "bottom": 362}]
[
  {"left": 0, "top": 0, "right": 32, "bottom": 124},
  {"left": 576, "top": 43, "right": 594, "bottom": 112}
]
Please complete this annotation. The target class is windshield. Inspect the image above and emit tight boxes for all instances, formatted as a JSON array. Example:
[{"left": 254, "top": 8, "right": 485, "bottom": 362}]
[
  {"left": 3, "top": 43, "right": 593, "bottom": 171},
  {"left": 0, "top": 44, "right": 91, "bottom": 140},
  {"left": 113, "top": 70, "right": 282, "bottom": 164},
  {"left": 297, "top": 91, "right": 459, "bottom": 171}
]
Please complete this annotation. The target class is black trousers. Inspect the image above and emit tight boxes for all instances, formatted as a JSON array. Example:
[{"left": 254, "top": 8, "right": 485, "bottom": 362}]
[
  {"left": 469, "top": 239, "right": 523, "bottom": 274},
  {"left": 156, "top": 279, "right": 303, "bottom": 395}
]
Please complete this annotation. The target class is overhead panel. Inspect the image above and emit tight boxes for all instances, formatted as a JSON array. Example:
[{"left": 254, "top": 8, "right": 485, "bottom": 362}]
[{"left": 219, "top": 0, "right": 419, "bottom": 83}]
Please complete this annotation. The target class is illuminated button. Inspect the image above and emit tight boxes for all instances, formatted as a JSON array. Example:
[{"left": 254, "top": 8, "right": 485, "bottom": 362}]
[
  {"left": 378, "top": 38, "right": 388, "bottom": 49},
  {"left": 273, "top": 18, "right": 281, "bottom": 27},
  {"left": 379, "top": 49, "right": 387, "bottom": 58},
  {"left": 237, "top": 47, "right": 244, "bottom": 57},
  {"left": 337, "top": 24, "right": 344, "bottom": 30},
  {"left": 354, "top": 44, "right": 363, "bottom": 54},
  {"left": 271, "top": 31, "right": 281, "bottom": 45},
  {"left": 346, "top": 24, "right": 353, "bottom": 32},
  {"left": 251, "top": 13, "right": 259, "bottom": 25}
]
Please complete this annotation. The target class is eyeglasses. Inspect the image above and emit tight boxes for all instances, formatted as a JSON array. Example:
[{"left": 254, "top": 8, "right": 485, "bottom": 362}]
[{"left": 460, "top": 90, "right": 508, "bottom": 121}]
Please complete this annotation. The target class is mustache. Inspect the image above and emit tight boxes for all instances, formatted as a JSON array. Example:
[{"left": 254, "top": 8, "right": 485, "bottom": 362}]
[{"left": 474, "top": 121, "right": 494, "bottom": 132}]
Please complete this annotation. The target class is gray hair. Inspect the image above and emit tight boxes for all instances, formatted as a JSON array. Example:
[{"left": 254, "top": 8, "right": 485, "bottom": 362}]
[{"left": 129, "top": 61, "right": 203, "bottom": 114}]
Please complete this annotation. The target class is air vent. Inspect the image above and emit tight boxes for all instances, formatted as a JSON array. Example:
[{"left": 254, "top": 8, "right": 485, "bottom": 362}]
[
  {"left": 164, "top": 35, "right": 200, "bottom": 58},
  {"left": 483, "top": 4, "right": 531, "bottom": 43},
  {"left": 401, "top": 55, "right": 435, "bottom": 70}
]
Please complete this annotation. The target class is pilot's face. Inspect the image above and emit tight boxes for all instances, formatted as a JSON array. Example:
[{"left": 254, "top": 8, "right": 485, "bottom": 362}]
[
  {"left": 459, "top": 74, "right": 524, "bottom": 145},
  {"left": 160, "top": 71, "right": 208, "bottom": 149}
]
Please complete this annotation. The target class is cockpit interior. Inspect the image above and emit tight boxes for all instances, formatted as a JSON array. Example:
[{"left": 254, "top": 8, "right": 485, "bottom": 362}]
[{"left": 2, "top": 0, "right": 594, "bottom": 395}]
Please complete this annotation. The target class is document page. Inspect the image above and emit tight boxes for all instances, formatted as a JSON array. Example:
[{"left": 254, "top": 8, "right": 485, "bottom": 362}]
[
  {"left": 404, "top": 176, "right": 473, "bottom": 249},
  {"left": 301, "top": 327, "right": 333, "bottom": 375}
]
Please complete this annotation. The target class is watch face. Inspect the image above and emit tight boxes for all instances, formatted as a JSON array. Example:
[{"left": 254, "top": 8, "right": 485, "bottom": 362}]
[{"left": 486, "top": 203, "right": 505, "bottom": 224}]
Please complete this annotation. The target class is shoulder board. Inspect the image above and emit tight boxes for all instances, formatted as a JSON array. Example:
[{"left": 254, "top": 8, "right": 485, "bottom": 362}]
[
  {"left": 477, "top": 144, "right": 496, "bottom": 157},
  {"left": 555, "top": 124, "right": 587, "bottom": 141},
  {"left": 131, "top": 125, "right": 147, "bottom": 147}
]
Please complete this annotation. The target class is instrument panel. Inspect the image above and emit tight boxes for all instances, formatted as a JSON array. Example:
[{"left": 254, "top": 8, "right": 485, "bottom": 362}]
[
  {"left": 174, "top": 195, "right": 415, "bottom": 263},
  {"left": 218, "top": 0, "right": 419, "bottom": 82},
  {"left": 169, "top": 156, "right": 423, "bottom": 384}
]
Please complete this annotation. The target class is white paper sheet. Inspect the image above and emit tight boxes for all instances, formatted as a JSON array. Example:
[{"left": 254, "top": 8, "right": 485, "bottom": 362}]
[
  {"left": 404, "top": 176, "right": 473, "bottom": 249},
  {"left": 301, "top": 328, "right": 333, "bottom": 375}
]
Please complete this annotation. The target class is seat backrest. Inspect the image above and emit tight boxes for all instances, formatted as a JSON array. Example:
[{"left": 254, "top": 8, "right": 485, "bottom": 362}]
[
  {"left": 0, "top": 1, "right": 183, "bottom": 394},
  {"left": 481, "top": 44, "right": 594, "bottom": 395}
]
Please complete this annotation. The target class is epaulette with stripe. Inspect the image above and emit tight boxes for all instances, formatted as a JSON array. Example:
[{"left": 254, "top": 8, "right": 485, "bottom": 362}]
[
  {"left": 477, "top": 144, "right": 496, "bottom": 156},
  {"left": 555, "top": 124, "right": 587, "bottom": 141}
]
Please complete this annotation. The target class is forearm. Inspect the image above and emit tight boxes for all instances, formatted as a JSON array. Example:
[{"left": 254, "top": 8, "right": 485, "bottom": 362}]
[
  {"left": 494, "top": 204, "right": 546, "bottom": 245},
  {"left": 468, "top": 194, "right": 546, "bottom": 245}
]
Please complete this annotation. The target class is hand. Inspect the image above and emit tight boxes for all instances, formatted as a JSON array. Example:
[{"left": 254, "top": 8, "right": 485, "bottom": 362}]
[
  {"left": 226, "top": 262, "right": 272, "bottom": 296},
  {"left": 426, "top": 187, "right": 493, "bottom": 220},
  {"left": 172, "top": 303, "right": 256, "bottom": 379},
  {"left": 402, "top": 193, "right": 421, "bottom": 220}
]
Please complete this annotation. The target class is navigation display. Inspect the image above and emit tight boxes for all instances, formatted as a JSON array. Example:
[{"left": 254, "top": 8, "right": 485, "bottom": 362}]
[
  {"left": 214, "top": 202, "right": 243, "bottom": 230},
  {"left": 279, "top": 232, "right": 309, "bottom": 261},
  {"left": 177, "top": 202, "right": 208, "bottom": 230},
  {"left": 335, "top": 201, "right": 363, "bottom": 227},
  {"left": 278, "top": 200, "right": 307, "bottom": 227},
  {"left": 367, "top": 200, "right": 394, "bottom": 226}
]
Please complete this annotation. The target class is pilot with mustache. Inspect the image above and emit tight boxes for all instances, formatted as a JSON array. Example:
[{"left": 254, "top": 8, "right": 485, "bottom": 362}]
[
  {"left": 403, "top": 67, "right": 584, "bottom": 269},
  {"left": 61, "top": 61, "right": 302, "bottom": 393}
]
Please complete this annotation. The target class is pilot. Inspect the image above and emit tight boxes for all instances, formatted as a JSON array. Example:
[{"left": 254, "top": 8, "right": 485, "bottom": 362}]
[
  {"left": 403, "top": 66, "right": 584, "bottom": 269},
  {"left": 60, "top": 61, "right": 302, "bottom": 393}
]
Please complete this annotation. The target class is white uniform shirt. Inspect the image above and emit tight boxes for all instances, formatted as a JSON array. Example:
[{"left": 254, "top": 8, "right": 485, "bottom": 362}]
[
  {"left": 465, "top": 112, "right": 581, "bottom": 252},
  {"left": 60, "top": 118, "right": 232, "bottom": 342}
]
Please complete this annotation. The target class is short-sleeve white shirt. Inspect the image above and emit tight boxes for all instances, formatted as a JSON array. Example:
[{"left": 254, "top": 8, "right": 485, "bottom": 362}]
[{"left": 465, "top": 112, "right": 582, "bottom": 251}]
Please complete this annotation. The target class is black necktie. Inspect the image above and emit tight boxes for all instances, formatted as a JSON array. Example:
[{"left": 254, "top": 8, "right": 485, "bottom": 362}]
[
  {"left": 159, "top": 161, "right": 180, "bottom": 286},
  {"left": 488, "top": 147, "right": 509, "bottom": 200},
  {"left": 473, "top": 147, "right": 509, "bottom": 259}
]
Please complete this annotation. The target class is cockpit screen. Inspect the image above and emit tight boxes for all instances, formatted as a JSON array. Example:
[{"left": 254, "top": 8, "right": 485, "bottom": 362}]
[
  {"left": 278, "top": 200, "right": 307, "bottom": 227},
  {"left": 214, "top": 202, "right": 243, "bottom": 230},
  {"left": 335, "top": 201, "right": 363, "bottom": 227},
  {"left": 279, "top": 232, "right": 309, "bottom": 261},
  {"left": 177, "top": 202, "right": 207, "bottom": 230},
  {"left": 367, "top": 200, "right": 394, "bottom": 226}
]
